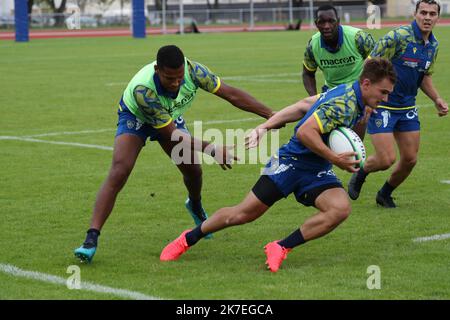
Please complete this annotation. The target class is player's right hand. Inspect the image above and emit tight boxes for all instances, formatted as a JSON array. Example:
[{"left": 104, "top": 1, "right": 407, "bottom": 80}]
[
  {"left": 213, "top": 145, "right": 239, "bottom": 170},
  {"left": 245, "top": 128, "right": 267, "bottom": 149},
  {"left": 435, "top": 98, "right": 448, "bottom": 117},
  {"left": 333, "top": 151, "right": 360, "bottom": 173}
]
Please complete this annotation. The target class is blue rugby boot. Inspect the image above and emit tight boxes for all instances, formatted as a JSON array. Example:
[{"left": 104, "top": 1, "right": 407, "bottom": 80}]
[
  {"left": 74, "top": 228, "right": 100, "bottom": 263},
  {"left": 185, "top": 198, "right": 213, "bottom": 239},
  {"left": 74, "top": 244, "right": 97, "bottom": 263}
]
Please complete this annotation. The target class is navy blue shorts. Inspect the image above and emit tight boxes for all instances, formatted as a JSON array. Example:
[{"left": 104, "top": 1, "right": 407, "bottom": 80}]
[
  {"left": 368, "top": 107, "right": 420, "bottom": 134},
  {"left": 116, "top": 104, "right": 189, "bottom": 145},
  {"left": 253, "top": 156, "right": 343, "bottom": 207}
]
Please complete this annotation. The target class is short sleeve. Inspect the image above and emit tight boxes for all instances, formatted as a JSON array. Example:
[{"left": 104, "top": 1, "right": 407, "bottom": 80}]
[
  {"left": 133, "top": 85, "right": 172, "bottom": 128},
  {"left": 313, "top": 99, "right": 354, "bottom": 134},
  {"left": 426, "top": 46, "right": 438, "bottom": 75},
  {"left": 355, "top": 30, "right": 376, "bottom": 59},
  {"left": 188, "top": 60, "right": 221, "bottom": 93},
  {"left": 303, "top": 39, "right": 317, "bottom": 72},
  {"left": 369, "top": 29, "right": 400, "bottom": 60}
]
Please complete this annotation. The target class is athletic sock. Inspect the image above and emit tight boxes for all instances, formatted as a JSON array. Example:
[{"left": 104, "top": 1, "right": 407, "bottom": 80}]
[
  {"left": 278, "top": 229, "right": 306, "bottom": 249},
  {"left": 189, "top": 197, "right": 203, "bottom": 215},
  {"left": 185, "top": 224, "right": 206, "bottom": 246},
  {"left": 356, "top": 167, "right": 369, "bottom": 183},
  {"left": 379, "top": 181, "right": 395, "bottom": 196},
  {"left": 83, "top": 228, "right": 100, "bottom": 248}
]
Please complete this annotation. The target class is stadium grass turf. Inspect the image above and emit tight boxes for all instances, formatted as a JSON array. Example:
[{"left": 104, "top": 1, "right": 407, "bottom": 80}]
[{"left": 1, "top": 28, "right": 449, "bottom": 299}]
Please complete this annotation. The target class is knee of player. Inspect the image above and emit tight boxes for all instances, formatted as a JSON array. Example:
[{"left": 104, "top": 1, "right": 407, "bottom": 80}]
[
  {"left": 184, "top": 164, "right": 203, "bottom": 178},
  {"left": 402, "top": 156, "right": 417, "bottom": 168},
  {"left": 378, "top": 154, "right": 396, "bottom": 170},
  {"left": 328, "top": 203, "right": 352, "bottom": 224},
  {"left": 110, "top": 162, "right": 133, "bottom": 183}
]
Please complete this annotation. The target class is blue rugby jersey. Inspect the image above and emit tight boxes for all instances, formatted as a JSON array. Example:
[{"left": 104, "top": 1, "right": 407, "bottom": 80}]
[
  {"left": 277, "top": 81, "right": 365, "bottom": 168},
  {"left": 369, "top": 21, "right": 439, "bottom": 110}
]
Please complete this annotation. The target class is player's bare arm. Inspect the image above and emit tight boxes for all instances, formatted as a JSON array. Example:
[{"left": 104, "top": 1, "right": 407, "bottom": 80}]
[
  {"left": 245, "top": 95, "right": 320, "bottom": 149},
  {"left": 297, "top": 116, "right": 359, "bottom": 173},
  {"left": 302, "top": 66, "right": 318, "bottom": 96},
  {"left": 420, "top": 74, "right": 448, "bottom": 117},
  {"left": 214, "top": 81, "right": 274, "bottom": 119}
]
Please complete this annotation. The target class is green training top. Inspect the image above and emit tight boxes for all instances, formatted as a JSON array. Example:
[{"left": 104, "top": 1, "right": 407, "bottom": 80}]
[
  {"left": 122, "top": 58, "right": 221, "bottom": 129},
  {"left": 303, "top": 25, "right": 375, "bottom": 88}
]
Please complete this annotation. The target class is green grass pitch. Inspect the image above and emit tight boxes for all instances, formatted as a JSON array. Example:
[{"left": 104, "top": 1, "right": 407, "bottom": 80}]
[{"left": 0, "top": 28, "right": 449, "bottom": 300}]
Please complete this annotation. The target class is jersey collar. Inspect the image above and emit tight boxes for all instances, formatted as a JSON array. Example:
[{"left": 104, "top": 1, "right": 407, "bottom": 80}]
[
  {"left": 352, "top": 80, "right": 365, "bottom": 113},
  {"left": 153, "top": 73, "right": 185, "bottom": 99},
  {"left": 320, "top": 25, "right": 344, "bottom": 53},
  {"left": 412, "top": 20, "right": 437, "bottom": 44}
]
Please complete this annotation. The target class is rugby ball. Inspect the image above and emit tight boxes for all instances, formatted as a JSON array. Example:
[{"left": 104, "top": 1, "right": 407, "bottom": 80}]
[{"left": 328, "top": 127, "right": 366, "bottom": 168}]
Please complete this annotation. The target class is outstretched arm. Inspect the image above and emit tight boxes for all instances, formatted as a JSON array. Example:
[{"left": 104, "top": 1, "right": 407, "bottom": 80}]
[
  {"left": 260, "top": 95, "right": 319, "bottom": 130},
  {"left": 421, "top": 75, "right": 448, "bottom": 117},
  {"left": 245, "top": 95, "right": 319, "bottom": 148},
  {"left": 214, "top": 81, "right": 274, "bottom": 119}
]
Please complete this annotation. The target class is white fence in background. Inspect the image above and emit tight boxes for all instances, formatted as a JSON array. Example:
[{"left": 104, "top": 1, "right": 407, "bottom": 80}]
[{"left": 2, "top": 3, "right": 433, "bottom": 32}]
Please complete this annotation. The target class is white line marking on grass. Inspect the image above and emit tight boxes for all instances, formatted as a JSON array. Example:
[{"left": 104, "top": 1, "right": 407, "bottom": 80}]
[
  {"left": 222, "top": 73, "right": 299, "bottom": 83},
  {"left": 106, "top": 73, "right": 299, "bottom": 86},
  {"left": 0, "top": 136, "right": 113, "bottom": 151},
  {"left": 413, "top": 233, "right": 450, "bottom": 243},
  {"left": 35, "top": 118, "right": 260, "bottom": 136},
  {"left": 25, "top": 129, "right": 114, "bottom": 138},
  {"left": 440, "top": 180, "right": 450, "bottom": 184},
  {"left": 0, "top": 118, "right": 261, "bottom": 151},
  {"left": 106, "top": 82, "right": 127, "bottom": 86},
  {"left": 224, "top": 78, "right": 299, "bottom": 83},
  {"left": 224, "top": 72, "right": 298, "bottom": 79},
  {"left": 199, "top": 117, "right": 259, "bottom": 125},
  {"left": 107, "top": 78, "right": 299, "bottom": 85},
  {"left": 9, "top": 118, "right": 261, "bottom": 139},
  {"left": 0, "top": 263, "right": 161, "bottom": 300}
]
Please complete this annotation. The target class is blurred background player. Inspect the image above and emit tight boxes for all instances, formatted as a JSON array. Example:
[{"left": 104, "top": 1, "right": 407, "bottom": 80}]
[
  {"left": 348, "top": 0, "right": 448, "bottom": 208},
  {"left": 160, "top": 58, "right": 395, "bottom": 272},
  {"left": 302, "top": 4, "right": 375, "bottom": 139},
  {"left": 74, "top": 45, "right": 274, "bottom": 262},
  {"left": 302, "top": 4, "right": 375, "bottom": 95}
]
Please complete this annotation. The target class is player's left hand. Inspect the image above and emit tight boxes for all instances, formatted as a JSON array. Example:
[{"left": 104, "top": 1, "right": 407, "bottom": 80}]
[
  {"left": 435, "top": 98, "right": 448, "bottom": 117},
  {"left": 332, "top": 151, "right": 361, "bottom": 173}
]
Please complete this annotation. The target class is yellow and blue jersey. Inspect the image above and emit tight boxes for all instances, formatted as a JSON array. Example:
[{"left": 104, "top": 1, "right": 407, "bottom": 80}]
[
  {"left": 122, "top": 59, "right": 221, "bottom": 129},
  {"left": 369, "top": 21, "right": 439, "bottom": 110},
  {"left": 278, "top": 81, "right": 365, "bottom": 168}
]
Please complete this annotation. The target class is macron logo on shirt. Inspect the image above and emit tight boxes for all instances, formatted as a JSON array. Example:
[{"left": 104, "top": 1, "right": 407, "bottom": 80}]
[{"left": 320, "top": 56, "right": 357, "bottom": 67}]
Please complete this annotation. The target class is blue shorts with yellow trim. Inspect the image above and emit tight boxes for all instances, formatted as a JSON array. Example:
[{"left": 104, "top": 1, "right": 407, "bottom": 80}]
[
  {"left": 368, "top": 107, "right": 420, "bottom": 134},
  {"left": 116, "top": 102, "right": 188, "bottom": 145},
  {"left": 263, "top": 156, "right": 342, "bottom": 205}
]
